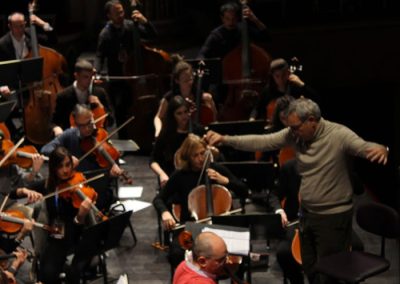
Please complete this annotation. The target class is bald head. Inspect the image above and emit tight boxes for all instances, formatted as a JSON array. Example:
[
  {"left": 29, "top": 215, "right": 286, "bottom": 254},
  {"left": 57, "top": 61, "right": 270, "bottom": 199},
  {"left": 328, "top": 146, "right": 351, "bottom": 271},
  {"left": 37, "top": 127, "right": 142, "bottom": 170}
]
[
  {"left": 193, "top": 232, "right": 227, "bottom": 261},
  {"left": 8, "top": 13, "right": 26, "bottom": 40}
]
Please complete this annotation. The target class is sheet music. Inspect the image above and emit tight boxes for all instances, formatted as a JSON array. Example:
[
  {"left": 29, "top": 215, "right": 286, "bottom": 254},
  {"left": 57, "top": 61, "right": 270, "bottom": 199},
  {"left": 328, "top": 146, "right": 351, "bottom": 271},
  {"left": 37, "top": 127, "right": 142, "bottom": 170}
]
[
  {"left": 118, "top": 186, "right": 143, "bottom": 199},
  {"left": 118, "top": 199, "right": 151, "bottom": 213},
  {"left": 202, "top": 227, "right": 250, "bottom": 255}
]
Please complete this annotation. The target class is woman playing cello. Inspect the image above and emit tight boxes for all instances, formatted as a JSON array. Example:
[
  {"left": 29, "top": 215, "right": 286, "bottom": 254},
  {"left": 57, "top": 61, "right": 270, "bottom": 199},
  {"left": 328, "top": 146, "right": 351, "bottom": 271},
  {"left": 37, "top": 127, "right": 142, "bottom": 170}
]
[
  {"left": 153, "top": 134, "right": 248, "bottom": 271},
  {"left": 38, "top": 146, "right": 97, "bottom": 284}
]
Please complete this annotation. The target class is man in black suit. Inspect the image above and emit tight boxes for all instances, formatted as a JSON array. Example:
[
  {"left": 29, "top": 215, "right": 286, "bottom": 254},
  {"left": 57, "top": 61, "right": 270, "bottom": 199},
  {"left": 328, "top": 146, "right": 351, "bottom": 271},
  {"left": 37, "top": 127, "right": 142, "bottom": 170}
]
[
  {"left": 51, "top": 59, "right": 114, "bottom": 136},
  {"left": 0, "top": 12, "right": 55, "bottom": 61}
]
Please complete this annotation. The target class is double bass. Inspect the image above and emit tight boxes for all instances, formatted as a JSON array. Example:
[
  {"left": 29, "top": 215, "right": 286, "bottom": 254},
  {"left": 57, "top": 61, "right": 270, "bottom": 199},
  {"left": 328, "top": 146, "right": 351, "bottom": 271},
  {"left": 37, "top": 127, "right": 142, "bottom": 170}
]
[
  {"left": 24, "top": 0, "right": 67, "bottom": 145},
  {"left": 122, "top": 0, "right": 172, "bottom": 154},
  {"left": 219, "top": 0, "right": 271, "bottom": 121}
]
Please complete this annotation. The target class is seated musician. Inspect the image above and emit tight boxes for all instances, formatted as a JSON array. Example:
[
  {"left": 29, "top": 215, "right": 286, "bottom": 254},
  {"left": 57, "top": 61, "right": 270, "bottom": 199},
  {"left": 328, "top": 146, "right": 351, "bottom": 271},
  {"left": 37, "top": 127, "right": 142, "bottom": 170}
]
[
  {"left": 38, "top": 146, "right": 96, "bottom": 284},
  {"left": 152, "top": 134, "right": 248, "bottom": 271},
  {"left": 249, "top": 58, "right": 318, "bottom": 122},
  {"left": 150, "top": 95, "right": 205, "bottom": 188},
  {"left": 153, "top": 55, "right": 217, "bottom": 138},
  {"left": 52, "top": 59, "right": 114, "bottom": 137},
  {"left": 173, "top": 231, "right": 228, "bottom": 284},
  {"left": 0, "top": 131, "right": 44, "bottom": 253},
  {"left": 41, "top": 104, "right": 124, "bottom": 212},
  {"left": 0, "top": 247, "right": 29, "bottom": 284}
]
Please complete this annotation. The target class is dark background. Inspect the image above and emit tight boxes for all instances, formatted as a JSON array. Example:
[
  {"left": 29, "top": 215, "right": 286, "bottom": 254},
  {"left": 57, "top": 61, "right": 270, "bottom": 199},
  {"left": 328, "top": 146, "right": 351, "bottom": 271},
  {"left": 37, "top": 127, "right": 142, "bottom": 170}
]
[{"left": 1, "top": 0, "right": 399, "bottom": 208}]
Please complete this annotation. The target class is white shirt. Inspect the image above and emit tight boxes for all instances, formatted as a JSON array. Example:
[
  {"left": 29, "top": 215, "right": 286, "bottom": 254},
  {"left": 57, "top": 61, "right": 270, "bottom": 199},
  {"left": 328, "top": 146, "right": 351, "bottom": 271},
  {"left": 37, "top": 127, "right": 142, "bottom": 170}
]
[
  {"left": 11, "top": 34, "right": 29, "bottom": 59},
  {"left": 73, "top": 81, "right": 88, "bottom": 104}
]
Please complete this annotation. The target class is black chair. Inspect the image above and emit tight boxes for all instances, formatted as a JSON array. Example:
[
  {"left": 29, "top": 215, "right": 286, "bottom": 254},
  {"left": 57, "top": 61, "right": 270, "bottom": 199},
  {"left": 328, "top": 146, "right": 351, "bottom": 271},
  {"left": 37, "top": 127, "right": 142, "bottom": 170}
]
[{"left": 314, "top": 201, "right": 400, "bottom": 283}]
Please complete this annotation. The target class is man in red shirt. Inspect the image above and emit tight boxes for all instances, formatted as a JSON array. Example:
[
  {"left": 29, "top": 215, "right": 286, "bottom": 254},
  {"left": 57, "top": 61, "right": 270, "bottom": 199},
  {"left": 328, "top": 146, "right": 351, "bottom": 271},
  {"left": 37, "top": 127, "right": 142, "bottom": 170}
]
[{"left": 173, "top": 232, "right": 228, "bottom": 284}]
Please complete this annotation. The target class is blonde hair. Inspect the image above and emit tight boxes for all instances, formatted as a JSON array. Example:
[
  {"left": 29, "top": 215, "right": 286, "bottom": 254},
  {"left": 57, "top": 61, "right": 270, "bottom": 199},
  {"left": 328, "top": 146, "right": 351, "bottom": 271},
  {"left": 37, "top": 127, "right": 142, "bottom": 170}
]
[{"left": 175, "top": 134, "right": 207, "bottom": 171}]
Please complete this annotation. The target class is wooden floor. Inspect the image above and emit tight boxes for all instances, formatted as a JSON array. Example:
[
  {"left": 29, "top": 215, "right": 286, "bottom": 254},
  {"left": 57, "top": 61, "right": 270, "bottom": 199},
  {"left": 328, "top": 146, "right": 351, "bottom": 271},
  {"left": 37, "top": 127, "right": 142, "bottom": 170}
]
[{"left": 18, "top": 154, "right": 399, "bottom": 284}]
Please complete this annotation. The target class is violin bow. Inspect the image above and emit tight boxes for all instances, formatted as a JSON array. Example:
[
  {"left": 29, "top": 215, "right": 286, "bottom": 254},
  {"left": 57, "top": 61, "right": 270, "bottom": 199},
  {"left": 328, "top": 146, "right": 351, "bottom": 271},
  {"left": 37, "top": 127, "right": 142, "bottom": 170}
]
[
  {"left": 93, "top": 112, "right": 109, "bottom": 125},
  {"left": 0, "top": 136, "right": 25, "bottom": 168},
  {"left": 40, "top": 173, "right": 105, "bottom": 201},
  {"left": 78, "top": 116, "right": 135, "bottom": 163},
  {"left": 0, "top": 194, "right": 9, "bottom": 213}
]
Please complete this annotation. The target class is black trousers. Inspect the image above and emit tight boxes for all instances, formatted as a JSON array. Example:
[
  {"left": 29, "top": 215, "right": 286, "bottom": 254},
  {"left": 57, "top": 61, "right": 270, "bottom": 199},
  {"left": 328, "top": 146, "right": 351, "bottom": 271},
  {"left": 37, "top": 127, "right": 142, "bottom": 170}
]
[{"left": 299, "top": 208, "right": 353, "bottom": 284}]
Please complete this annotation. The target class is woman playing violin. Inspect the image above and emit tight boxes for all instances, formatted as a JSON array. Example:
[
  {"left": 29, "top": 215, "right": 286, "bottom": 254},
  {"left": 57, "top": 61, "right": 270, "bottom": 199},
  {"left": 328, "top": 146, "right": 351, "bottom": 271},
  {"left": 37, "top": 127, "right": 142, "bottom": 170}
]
[
  {"left": 153, "top": 134, "right": 248, "bottom": 271},
  {"left": 41, "top": 104, "right": 124, "bottom": 212},
  {"left": 38, "top": 146, "right": 94, "bottom": 284},
  {"left": 153, "top": 55, "right": 217, "bottom": 138}
]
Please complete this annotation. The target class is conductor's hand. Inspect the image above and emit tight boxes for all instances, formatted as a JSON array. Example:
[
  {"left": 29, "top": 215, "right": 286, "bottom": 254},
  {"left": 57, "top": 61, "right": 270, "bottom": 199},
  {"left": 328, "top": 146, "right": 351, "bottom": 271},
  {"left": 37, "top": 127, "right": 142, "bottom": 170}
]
[
  {"left": 161, "top": 211, "right": 176, "bottom": 231},
  {"left": 205, "top": 131, "right": 225, "bottom": 146},
  {"left": 365, "top": 145, "right": 389, "bottom": 165}
]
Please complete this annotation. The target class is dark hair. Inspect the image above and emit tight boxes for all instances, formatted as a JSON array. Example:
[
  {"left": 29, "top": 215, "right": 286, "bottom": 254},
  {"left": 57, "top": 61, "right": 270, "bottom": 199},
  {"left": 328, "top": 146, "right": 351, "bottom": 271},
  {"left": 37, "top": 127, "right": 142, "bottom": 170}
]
[
  {"left": 158, "top": 96, "right": 187, "bottom": 159},
  {"left": 104, "top": 0, "right": 121, "bottom": 15},
  {"left": 220, "top": 2, "right": 239, "bottom": 16},
  {"left": 47, "top": 146, "right": 73, "bottom": 192},
  {"left": 271, "top": 95, "right": 295, "bottom": 131},
  {"left": 170, "top": 54, "right": 192, "bottom": 94},
  {"left": 74, "top": 59, "right": 94, "bottom": 73}
]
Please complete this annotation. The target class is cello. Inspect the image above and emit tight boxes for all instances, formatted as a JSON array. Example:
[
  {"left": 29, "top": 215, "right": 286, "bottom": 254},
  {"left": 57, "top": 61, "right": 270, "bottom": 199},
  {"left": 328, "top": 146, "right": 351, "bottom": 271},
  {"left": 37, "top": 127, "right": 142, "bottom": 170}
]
[
  {"left": 219, "top": 0, "right": 271, "bottom": 121},
  {"left": 24, "top": 0, "right": 67, "bottom": 145}
]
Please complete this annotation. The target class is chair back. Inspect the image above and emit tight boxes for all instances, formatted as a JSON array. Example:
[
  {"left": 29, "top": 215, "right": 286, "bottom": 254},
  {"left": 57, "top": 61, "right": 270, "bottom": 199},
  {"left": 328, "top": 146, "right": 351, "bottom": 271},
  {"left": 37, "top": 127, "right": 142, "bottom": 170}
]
[
  {"left": 356, "top": 202, "right": 400, "bottom": 257},
  {"left": 356, "top": 202, "right": 400, "bottom": 238}
]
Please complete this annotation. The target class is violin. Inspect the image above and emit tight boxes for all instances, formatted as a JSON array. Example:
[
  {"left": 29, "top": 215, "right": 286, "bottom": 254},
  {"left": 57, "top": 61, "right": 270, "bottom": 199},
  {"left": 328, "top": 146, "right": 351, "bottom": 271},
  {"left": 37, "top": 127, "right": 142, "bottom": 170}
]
[
  {"left": 78, "top": 117, "right": 135, "bottom": 184},
  {"left": 80, "top": 128, "right": 120, "bottom": 169},
  {"left": 57, "top": 172, "right": 107, "bottom": 222},
  {"left": 0, "top": 209, "right": 58, "bottom": 234},
  {"left": 0, "top": 138, "right": 48, "bottom": 169}
]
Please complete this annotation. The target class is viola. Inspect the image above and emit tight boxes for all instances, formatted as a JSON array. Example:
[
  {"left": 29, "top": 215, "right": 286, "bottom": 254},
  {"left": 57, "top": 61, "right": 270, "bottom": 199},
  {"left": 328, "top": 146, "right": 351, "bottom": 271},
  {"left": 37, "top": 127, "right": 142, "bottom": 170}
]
[
  {"left": 0, "top": 209, "right": 58, "bottom": 234},
  {"left": 57, "top": 172, "right": 107, "bottom": 222}
]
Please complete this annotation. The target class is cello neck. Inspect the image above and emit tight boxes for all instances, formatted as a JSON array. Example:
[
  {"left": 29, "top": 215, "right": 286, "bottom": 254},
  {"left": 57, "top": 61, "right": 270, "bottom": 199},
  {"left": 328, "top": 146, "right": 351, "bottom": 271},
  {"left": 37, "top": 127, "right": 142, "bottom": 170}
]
[{"left": 194, "top": 61, "right": 206, "bottom": 124}]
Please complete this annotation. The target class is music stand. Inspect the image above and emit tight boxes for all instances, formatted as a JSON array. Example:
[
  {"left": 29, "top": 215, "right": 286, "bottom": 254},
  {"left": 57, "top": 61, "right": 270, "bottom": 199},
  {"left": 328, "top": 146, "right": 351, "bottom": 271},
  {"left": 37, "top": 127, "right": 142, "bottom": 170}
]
[
  {"left": 75, "top": 210, "right": 133, "bottom": 284},
  {"left": 207, "top": 120, "right": 266, "bottom": 161},
  {"left": 0, "top": 100, "right": 17, "bottom": 123},
  {"left": 212, "top": 213, "right": 284, "bottom": 241},
  {"left": 212, "top": 213, "right": 285, "bottom": 281},
  {"left": 0, "top": 57, "right": 43, "bottom": 133},
  {"left": 219, "top": 161, "right": 275, "bottom": 192}
]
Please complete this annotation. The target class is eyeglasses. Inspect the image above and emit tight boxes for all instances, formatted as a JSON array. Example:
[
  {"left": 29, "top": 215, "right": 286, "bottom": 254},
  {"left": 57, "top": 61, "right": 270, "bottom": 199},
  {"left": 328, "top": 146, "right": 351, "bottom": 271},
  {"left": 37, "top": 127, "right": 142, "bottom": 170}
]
[
  {"left": 75, "top": 121, "right": 94, "bottom": 129},
  {"left": 289, "top": 118, "right": 308, "bottom": 132},
  {"left": 207, "top": 254, "right": 228, "bottom": 264}
]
